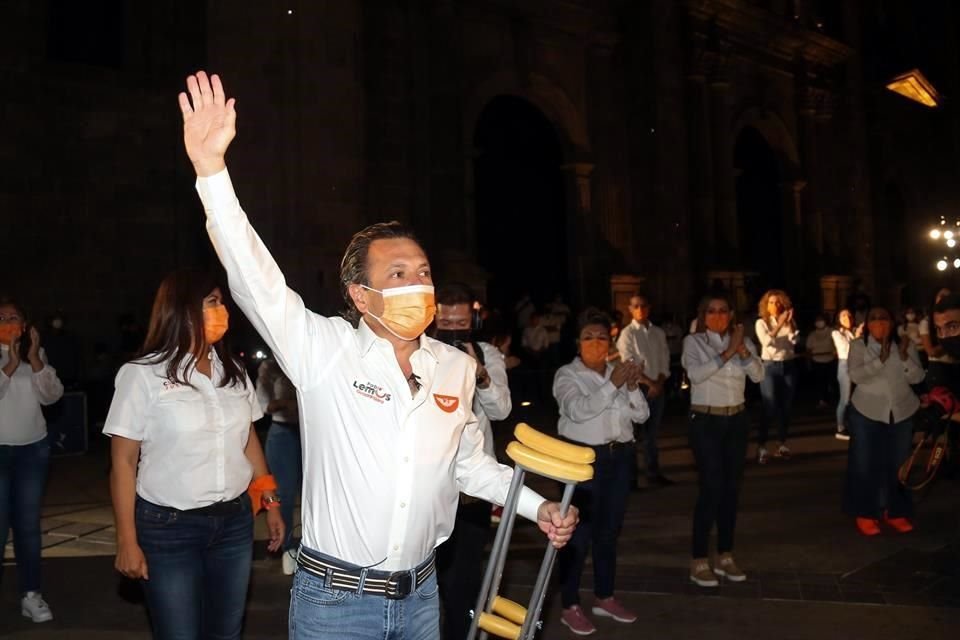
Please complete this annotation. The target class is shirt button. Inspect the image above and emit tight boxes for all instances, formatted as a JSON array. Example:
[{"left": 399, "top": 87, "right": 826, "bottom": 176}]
[
  {"left": 403, "top": 456, "right": 409, "bottom": 463},
  {"left": 393, "top": 545, "right": 399, "bottom": 551},
  {"left": 400, "top": 502, "right": 406, "bottom": 508}
]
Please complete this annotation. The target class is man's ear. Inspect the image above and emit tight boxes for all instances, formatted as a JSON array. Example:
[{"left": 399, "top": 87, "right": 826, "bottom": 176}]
[{"left": 348, "top": 284, "right": 369, "bottom": 315}]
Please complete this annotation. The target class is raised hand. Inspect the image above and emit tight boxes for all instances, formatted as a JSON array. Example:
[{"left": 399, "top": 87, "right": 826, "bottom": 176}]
[
  {"left": 26, "top": 326, "right": 41, "bottom": 363},
  {"left": 898, "top": 337, "right": 911, "bottom": 361},
  {"left": 178, "top": 71, "right": 237, "bottom": 177},
  {"left": 610, "top": 362, "right": 631, "bottom": 388},
  {"left": 2, "top": 335, "right": 21, "bottom": 376}
]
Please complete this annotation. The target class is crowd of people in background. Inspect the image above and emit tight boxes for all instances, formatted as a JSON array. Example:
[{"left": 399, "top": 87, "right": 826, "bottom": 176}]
[{"left": 3, "top": 66, "right": 958, "bottom": 639}]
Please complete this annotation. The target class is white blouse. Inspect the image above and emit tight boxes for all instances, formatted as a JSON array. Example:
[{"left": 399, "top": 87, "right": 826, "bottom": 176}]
[
  {"left": 103, "top": 352, "right": 263, "bottom": 510},
  {"left": 0, "top": 346, "right": 64, "bottom": 445},
  {"left": 831, "top": 328, "right": 856, "bottom": 361},
  {"left": 848, "top": 337, "right": 924, "bottom": 423},
  {"left": 553, "top": 358, "right": 650, "bottom": 446}
]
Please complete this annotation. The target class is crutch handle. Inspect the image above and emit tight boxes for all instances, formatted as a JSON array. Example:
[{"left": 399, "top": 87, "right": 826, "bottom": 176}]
[
  {"left": 514, "top": 423, "right": 596, "bottom": 464},
  {"left": 506, "top": 442, "right": 594, "bottom": 483}
]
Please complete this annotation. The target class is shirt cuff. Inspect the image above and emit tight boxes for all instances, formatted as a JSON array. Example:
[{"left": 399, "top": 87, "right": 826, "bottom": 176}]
[
  {"left": 195, "top": 168, "right": 239, "bottom": 213},
  {"left": 517, "top": 486, "right": 546, "bottom": 522}
]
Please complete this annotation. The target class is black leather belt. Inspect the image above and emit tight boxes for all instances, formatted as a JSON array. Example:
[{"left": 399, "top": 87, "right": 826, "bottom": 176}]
[
  {"left": 138, "top": 495, "right": 248, "bottom": 517},
  {"left": 594, "top": 440, "right": 635, "bottom": 453},
  {"left": 297, "top": 547, "right": 436, "bottom": 600}
]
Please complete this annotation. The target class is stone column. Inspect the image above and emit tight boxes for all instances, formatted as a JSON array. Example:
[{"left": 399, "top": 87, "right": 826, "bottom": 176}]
[
  {"left": 686, "top": 48, "right": 715, "bottom": 270},
  {"left": 781, "top": 179, "right": 806, "bottom": 293},
  {"left": 562, "top": 162, "right": 595, "bottom": 306},
  {"left": 709, "top": 57, "right": 739, "bottom": 261},
  {"left": 799, "top": 86, "right": 824, "bottom": 259}
]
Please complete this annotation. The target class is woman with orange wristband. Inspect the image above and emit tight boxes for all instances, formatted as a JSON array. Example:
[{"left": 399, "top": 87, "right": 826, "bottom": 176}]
[{"left": 103, "top": 270, "right": 284, "bottom": 640}]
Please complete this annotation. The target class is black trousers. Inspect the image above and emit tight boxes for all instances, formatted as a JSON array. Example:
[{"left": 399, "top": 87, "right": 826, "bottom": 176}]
[
  {"left": 689, "top": 411, "right": 749, "bottom": 558},
  {"left": 436, "top": 499, "right": 491, "bottom": 640}
]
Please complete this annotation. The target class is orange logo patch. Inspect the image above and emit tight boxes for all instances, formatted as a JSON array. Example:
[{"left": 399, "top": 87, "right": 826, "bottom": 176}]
[{"left": 433, "top": 394, "right": 459, "bottom": 413}]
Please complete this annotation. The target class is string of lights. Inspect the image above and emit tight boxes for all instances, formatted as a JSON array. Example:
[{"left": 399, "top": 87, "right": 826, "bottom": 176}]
[{"left": 929, "top": 216, "right": 960, "bottom": 271}]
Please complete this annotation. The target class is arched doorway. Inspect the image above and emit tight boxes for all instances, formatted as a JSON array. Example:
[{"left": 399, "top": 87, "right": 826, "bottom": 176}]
[
  {"left": 735, "top": 126, "right": 784, "bottom": 290},
  {"left": 473, "top": 95, "right": 566, "bottom": 311}
]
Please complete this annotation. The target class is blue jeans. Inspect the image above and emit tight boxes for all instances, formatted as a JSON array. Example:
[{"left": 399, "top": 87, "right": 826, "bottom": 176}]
[
  {"left": 289, "top": 548, "right": 440, "bottom": 640},
  {"left": 836, "top": 360, "right": 851, "bottom": 428},
  {"left": 265, "top": 421, "right": 302, "bottom": 551},
  {"left": 558, "top": 442, "right": 634, "bottom": 607},
  {"left": 135, "top": 496, "right": 254, "bottom": 640},
  {"left": 843, "top": 409, "right": 914, "bottom": 520},
  {"left": 758, "top": 360, "right": 797, "bottom": 445},
  {"left": 639, "top": 393, "right": 666, "bottom": 477},
  {"left": 689, "top": 411, "right": 749, "bottom": 558},
  {"left": 0, "top": 437, "right": 51, "bottom": 594}
]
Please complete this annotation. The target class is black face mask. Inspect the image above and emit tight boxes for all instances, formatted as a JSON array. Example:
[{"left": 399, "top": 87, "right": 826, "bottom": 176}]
[
  {"left": 940, "top": 335, "right": 960, "bottom": 359},
  {"left": 434, "top": 329, "right": 472, "bottom": 346}
]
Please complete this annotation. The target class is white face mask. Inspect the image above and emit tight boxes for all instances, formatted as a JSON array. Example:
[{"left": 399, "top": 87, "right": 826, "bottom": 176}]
[
  {"left": 361, "top": 284, "right": 436, "bottom": 341},
  {"left": 815, "top": 321, "right": 826, "bottom": 329},
  {"left": 905, "top": 313, "right": 916, "bottom": 322}
]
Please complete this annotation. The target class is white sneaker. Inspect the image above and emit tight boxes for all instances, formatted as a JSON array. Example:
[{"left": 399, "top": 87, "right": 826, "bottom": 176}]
[
  {"left": 835, "top": 427, "right": 850, "bottom": 441},
  {"left": 21, "top": 591, "right": 53, "bottom": 623},
  {"left": 282, "top": 549, "right": 298, "bottom": 576}
]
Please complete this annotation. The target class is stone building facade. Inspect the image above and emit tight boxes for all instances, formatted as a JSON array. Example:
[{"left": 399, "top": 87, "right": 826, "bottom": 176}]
[{"left": 5, "top": 0, "right": 960, "bottom": 367}]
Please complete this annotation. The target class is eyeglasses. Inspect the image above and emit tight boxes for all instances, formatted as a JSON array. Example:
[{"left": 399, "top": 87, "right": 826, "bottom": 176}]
[{"left": 0, "top": 315, "right": 23, "bottom": 324}]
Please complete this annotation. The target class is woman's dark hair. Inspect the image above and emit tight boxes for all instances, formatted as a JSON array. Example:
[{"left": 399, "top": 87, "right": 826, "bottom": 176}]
[
  {"left": 339, "top": 221, "right": 421, "bottom": 325},
  {"left": 576, "top": 307, "right": 612, "bottom": 335},
  {"left": 0, "top": 296, "right": 31, "bottom": 361},
  {"left": 134, "top": 269, "right": 246, "bottom": 389}
]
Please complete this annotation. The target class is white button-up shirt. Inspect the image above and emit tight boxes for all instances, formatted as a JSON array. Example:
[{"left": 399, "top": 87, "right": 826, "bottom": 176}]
[
  {"left": 616, "top": 320, "right": 670, "bottom": 380},
  {"left": 197, "top": 169, "right": 544, "bottom": 571},
  {"left": 848, "top": 337, "right": 924, "bottom": 423},
  {"left": 475, "top": 342, "right": 511, "bottom": 457},
  {"left": 755, "top": 318, "right": 798, "bottom": 361},
  {"left": 102, "top": 353, "right": 262, "bottom": 510},
  {"left": 681, "top": 332, "right": 765, "bottom": 407},
  {"left": 553, "top": 358, "right": 649, "bottom": 445},
  {"left": 831, "top": 328, "right": 856, "bottom": 361},
  {"left": 256, "top": 359, "right": 299, "bottom": 425},
  {"left": 0, "top": 346, "right": 64, "bottom": 445}
]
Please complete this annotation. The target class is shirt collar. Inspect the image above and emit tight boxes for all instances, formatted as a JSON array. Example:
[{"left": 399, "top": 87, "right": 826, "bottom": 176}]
[
  {"left": 630, "top": 318, "right": 650, "bottom": 330},
  {"left": 356, "top": 316, "right": 439, "bottom": 363}
]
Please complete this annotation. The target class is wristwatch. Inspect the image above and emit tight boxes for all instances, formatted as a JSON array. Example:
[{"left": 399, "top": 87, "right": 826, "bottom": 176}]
[{"left": 261, "top": 494, "right": 282, "bottom": 510}]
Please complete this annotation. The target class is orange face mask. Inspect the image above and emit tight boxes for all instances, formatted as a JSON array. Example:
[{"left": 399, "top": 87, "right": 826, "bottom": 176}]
[
  {"left": 867, "top": 319, "right": 891, "bottom": 341},
  {"left": 705, "top": 313, "right": 731, "bottom": 334},
  {"left": 0, "top": 324, "right": 22, "bottom": 346},
  {"left": 203, "top": 305, "right": 230, "bottom": 344},
  {"left": 363, "top": 284, "right": 436, "bottom": 341},
  {"left": 579, "top": 338, "right": 610, "bottom": 366}
]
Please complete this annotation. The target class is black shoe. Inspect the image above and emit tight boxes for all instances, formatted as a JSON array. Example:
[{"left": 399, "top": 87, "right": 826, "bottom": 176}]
[{"left": 648, "top": 474, "right": 674, "bottom": 487}]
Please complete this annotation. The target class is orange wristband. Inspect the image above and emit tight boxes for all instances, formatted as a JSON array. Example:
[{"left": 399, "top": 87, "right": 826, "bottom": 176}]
[{"left": 248, "top": 474, "right": 279, "bottom": 516}]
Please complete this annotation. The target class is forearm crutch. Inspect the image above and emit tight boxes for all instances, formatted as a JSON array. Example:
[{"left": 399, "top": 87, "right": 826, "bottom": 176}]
[{"left": 467, "top": 423, "right": 595, "bottom": 640}]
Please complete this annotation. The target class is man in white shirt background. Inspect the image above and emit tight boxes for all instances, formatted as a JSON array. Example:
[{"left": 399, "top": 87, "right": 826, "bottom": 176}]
[
  {"left": 432, "top": 282, "right": 512, "bottom": 640},
  {"left": 617, "top": 294, "right": 673, "bottom": 487},
  {"left": 179, "top": 70, "right": 578, "bottom": 640}
]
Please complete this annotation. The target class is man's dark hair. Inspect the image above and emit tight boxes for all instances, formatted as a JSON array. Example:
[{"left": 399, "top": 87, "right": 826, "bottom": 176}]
[
  {"left": 436, "top": 282, "right": 475, "bottom": 307},
  {"left": 339, "top": 221, "right": 420, "bottom": 325},
  {"left": 934, "top": 293, "right": 960, "bottom": 314},
  {"left": 576, "top": 307, "right": 612, "bottom": 335}
]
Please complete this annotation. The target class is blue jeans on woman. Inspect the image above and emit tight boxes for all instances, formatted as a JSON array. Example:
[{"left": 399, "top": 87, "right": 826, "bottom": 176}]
[
  {"left": 557, "top": 442, "right": 634, "bottom": 607},
  {"left": 836, "top": 360, "right": 851, "bottom": 428},
  {"left": 265, "top": 421, "right": 302, "bottom": 551},
  {"left": 289, "top": 547, "right": 440, "bottom": 639},
  {"left": 843, "top": 408, "right": 914, "bottom": 520},
  {"left": 758, "top": 360, "right": 797, "bottom": 446},
  {"left": 135, "top": 495, "right": 254, "bottom": 640},
  {"left": 0, "top": 437, "right": 50, "bottom": 595}
]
